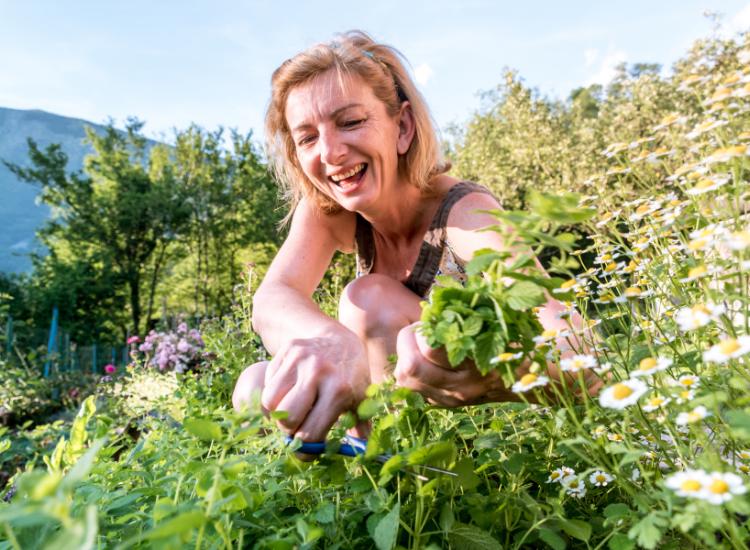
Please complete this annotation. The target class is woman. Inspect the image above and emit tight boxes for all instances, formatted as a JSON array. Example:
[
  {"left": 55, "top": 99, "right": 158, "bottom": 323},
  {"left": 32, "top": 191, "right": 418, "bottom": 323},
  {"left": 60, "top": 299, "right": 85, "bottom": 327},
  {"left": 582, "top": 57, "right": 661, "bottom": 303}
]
[{"left": 232, "top": 31, "right": 578, "bottom": 443}]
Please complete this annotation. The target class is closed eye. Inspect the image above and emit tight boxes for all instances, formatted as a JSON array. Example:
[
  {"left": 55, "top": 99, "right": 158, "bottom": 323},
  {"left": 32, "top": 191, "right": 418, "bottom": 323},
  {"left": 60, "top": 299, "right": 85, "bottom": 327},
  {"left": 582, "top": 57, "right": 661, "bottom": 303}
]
[{"left": 342, "top": 119, "right": 365, "bottom": 128}]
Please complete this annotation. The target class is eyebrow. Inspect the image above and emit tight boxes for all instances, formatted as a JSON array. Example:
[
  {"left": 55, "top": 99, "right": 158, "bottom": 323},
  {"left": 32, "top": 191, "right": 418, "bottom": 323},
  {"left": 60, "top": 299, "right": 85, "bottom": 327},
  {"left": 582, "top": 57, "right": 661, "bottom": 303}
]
[{"left": 291, "top": 102, "right": 364, "bottom": 133}]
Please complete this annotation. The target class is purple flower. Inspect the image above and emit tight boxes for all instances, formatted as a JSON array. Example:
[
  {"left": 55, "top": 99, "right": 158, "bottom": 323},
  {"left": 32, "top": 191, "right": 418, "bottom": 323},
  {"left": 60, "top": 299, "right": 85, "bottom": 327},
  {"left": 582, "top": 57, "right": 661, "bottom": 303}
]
[{"left": 127, "top": 335, "right": 141, "bottom": 345}]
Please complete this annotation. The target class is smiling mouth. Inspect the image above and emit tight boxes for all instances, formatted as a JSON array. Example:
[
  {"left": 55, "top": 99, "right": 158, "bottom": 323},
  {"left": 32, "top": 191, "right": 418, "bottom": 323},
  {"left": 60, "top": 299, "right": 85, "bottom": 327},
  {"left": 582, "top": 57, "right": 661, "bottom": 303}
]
[{"left": 329, "top": 163, "right": 367, "bottom": 186}]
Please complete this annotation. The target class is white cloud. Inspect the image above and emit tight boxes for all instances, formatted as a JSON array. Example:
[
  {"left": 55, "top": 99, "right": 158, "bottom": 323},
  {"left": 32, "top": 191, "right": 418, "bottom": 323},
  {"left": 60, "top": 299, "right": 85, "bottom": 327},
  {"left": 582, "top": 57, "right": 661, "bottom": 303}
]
[
  {"left": 585, "top": 49, "right": 627, "bottom": 87},
  {"left": 414, "top": 63, "right": 434, "bottom": 86},
  {"left": 584, "top": 48, "right": 599, "bottom": 68},
  {"left": 727, "top": 3, "right": 750, "bottom": 34}
]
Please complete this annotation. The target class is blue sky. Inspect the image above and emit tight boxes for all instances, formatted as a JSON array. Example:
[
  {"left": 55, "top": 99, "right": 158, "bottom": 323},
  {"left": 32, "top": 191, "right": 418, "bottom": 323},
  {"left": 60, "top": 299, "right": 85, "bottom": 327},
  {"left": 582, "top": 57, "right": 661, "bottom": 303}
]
[{"left": 1, "top": 1, "right": 749, "bottom": 142}]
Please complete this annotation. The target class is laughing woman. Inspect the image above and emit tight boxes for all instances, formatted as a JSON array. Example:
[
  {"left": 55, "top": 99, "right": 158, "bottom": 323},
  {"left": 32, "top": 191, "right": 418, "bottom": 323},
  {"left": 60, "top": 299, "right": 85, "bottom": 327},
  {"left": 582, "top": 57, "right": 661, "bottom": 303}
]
[{"left": 232, "top": 31, "right": 582, "bottom": 442}]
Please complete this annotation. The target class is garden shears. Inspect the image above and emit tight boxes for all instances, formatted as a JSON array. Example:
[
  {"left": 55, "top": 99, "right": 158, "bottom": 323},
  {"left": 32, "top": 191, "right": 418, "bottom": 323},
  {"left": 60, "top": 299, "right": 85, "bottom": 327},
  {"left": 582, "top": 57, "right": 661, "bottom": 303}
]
[{"left": 284, "top": 434, "right": 458, "bottom": 480}]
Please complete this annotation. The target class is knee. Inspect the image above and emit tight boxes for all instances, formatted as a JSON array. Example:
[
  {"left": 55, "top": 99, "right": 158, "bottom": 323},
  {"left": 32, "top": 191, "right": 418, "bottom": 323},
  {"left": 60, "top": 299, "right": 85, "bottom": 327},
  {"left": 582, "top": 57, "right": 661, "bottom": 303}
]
[
  {"left": 232, "top": 361, "right": 268, "bottom": 412},
  {"left": 338, "top": 274, "right": 416, "bottom": 338}
]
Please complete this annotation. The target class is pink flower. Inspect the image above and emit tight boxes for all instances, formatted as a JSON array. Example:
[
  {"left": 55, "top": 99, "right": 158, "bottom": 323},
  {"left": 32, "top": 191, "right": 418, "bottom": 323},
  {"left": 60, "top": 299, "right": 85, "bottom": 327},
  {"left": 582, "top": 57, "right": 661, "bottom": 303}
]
[
  {"left": 104, "top": 364, "right": 116, "bottom": 374},
  {"left": 127, "top": 335, "right": 141, "bottom": 345}
]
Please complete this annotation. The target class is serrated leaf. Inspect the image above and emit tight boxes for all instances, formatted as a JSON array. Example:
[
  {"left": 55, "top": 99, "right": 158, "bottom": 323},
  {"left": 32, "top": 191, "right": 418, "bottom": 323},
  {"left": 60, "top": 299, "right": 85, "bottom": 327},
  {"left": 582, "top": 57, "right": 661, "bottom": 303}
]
[
  {"left": 406, "top": 441, "right": 454, "bottom": 467},
  {"left": 447, "top": 523, "right": 503, "bottom": 550},
  {"left": 373, "top": 503, "right": 400, "bottom": 550},
  {"left": 627, "top": 514, "right": 665, "bottom": 549},
  {"left": 146, "top": 510, "right": 207, "bottom": 540},
  {"left": 184, "top": 418, "right": 223, "bottom": 441},
  {"left": 506, "top": 280, "right": 545, "bottom": 311},
  {"left": 560, "top": 518, "right": 591, "bottom": 542},
  {"left": 538, "top": 527, "right": 566, "bottom": 550},
  {"left": 608, "top": 533, "right": 635, "bottom": 550}
]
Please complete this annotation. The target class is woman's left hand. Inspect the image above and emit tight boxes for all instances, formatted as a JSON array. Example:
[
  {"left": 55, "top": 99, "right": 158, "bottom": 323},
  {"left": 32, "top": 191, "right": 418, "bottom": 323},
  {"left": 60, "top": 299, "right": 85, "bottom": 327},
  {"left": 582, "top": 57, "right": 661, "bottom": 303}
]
[{"left": 393, "top": 322, "right": 515, "bottom": 406}]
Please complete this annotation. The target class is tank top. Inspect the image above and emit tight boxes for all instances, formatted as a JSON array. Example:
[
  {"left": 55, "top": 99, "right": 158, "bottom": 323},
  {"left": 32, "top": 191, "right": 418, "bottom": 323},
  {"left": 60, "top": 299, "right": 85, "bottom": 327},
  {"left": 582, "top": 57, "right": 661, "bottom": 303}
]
[{"left": 354, "top": 181, "right": 495, "bottom": 298}]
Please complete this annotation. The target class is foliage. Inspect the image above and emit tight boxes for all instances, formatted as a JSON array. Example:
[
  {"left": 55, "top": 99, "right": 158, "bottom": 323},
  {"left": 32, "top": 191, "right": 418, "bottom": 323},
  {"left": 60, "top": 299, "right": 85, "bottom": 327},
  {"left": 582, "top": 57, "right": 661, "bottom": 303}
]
[{"left": 3, "top": 25, "right": 750, "bottom": 550}]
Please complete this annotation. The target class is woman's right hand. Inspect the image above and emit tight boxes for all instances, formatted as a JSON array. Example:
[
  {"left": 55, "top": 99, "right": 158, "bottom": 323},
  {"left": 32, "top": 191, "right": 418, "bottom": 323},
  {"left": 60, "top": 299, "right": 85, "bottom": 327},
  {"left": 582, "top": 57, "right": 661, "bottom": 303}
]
[{"left": 259, "top": 328, "right": 371, "bottom": 442}]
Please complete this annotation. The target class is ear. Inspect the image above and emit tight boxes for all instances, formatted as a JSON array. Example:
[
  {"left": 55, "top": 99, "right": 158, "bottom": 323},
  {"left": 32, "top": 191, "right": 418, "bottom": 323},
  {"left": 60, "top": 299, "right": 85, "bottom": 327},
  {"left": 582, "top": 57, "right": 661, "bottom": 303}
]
[{"left": 396, "top": 101, "right": 416, "bottom": 155}]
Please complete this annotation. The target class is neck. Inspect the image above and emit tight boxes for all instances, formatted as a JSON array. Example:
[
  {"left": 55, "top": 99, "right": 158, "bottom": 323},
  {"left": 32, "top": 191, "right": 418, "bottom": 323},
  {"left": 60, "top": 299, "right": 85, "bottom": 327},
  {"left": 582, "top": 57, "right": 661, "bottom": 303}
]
[{"left": 360, "top": 181, "right": 430, "bottom": 244}]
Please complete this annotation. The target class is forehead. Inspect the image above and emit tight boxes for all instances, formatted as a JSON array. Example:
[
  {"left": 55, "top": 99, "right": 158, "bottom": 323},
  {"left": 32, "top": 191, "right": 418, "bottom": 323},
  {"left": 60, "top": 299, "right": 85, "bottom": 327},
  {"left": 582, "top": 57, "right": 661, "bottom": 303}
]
[{"left": 285, "top": 70, "right": 381, "bottom": 130}]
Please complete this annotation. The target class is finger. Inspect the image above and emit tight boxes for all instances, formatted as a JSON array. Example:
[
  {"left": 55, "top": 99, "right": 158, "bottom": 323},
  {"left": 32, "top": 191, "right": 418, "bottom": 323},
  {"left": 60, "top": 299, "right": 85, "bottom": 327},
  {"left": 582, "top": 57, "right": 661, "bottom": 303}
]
[
  {"left": 293, "top": 376, "right": 359, "bottom": 442},
  {"left": 232, "top": 361, "right": 269, "bottom": 412},
  {"left": 395, "top": 326, "right": 455, "bottom": 388},
  {"left": 262, "top": 352, "right": 299, "bottom": 412},
  {"left": 274, "top": 375, "right": 318, "bottom": 434},
  {"left": 411, "top": 323, "right": 452, "bottom": 367}
]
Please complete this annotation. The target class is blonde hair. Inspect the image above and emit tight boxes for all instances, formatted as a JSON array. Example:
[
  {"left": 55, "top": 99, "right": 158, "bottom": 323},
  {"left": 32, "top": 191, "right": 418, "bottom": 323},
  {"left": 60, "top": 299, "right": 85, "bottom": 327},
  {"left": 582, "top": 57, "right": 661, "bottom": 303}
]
[{"left": 265, "top": 30, "right": 450, "bottom": 222}]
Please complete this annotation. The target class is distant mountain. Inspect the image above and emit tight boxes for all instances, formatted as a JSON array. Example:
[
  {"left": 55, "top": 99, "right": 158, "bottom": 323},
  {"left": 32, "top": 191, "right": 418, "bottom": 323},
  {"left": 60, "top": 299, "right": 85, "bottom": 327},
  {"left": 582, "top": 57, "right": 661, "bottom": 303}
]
[{"left": 0, "top": 107, "right": 108, "bottom": 273}]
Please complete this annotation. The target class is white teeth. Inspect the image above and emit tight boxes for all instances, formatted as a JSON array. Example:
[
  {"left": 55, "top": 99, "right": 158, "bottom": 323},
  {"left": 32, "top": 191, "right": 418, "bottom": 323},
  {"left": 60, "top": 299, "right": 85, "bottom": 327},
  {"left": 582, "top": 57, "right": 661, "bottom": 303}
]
[{"left": 330, "top": 163, "right": 364, "bottom": 182}]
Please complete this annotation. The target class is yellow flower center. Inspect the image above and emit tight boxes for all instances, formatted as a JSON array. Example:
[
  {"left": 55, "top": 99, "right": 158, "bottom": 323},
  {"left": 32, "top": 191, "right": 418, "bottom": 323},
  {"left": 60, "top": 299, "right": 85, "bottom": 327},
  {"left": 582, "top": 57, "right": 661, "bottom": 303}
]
[
  {"left": 605, "top": 262, "right": 618, "bottom": 272},
  {"left": 568, "top": 480, "right": 579, "bottom": 489},
  {"left": 681, "top": 479, "right": 702, "bottom": 492},
  {"left": 550, "top": 471, "right": 560, "bottom": 479},
  {"left": 596, "top": 474, "right": 607, "bottom": 483},
  {"left": 688, "top": 266, "right": 707, "bottom": 278},
  {"left": 688, "top": 239, "right": 708, "bottom": 251},
  {"left": 639, "top": 358, "right": 658, "bottom": 371},
  {"left": 680, "top": 390, "right": 692, "bottom": 399},
  {"left": 498, "top": 353, "right": 518, "bottom": 362},
  {"left": 625, "top": 287, "right": 642, "bottom": 297},
  {"left": 695, "top": 179, "right": 716, "bottom": 190},
  {"left": 681, "top": 378, "right": 696, "bottom": 387},
  {"left": 709, "top": 479, "right": 729, "bottom": 494},
  {"left": 719, "top": 339, "right": 741, "bottom": 355},
  {"left": 693, "top": 304, "right": 711, "bottom": 315},
  {"left": 542, "top": 329, "right": 557, "bottom": 339},
  {"left": 636, "top": 204, "right": 651, "bottom": 215},
  {"left": 687, "top": 411, "right": 701, "bottom": 422},
  {"left": 600, "top": 253, "right": 613, "bottom": 262},
  {"left": 612, "top": 383, "right": 633, "bottom": 400},
  {"left": 520, "top": 373, "right": 538, "bottom": 386},
  {"left": 648, "top": 397, "right": 664, "bottom": 407},
  {"left": 561, "top": 279, "right": 577, "bottom": 289}
]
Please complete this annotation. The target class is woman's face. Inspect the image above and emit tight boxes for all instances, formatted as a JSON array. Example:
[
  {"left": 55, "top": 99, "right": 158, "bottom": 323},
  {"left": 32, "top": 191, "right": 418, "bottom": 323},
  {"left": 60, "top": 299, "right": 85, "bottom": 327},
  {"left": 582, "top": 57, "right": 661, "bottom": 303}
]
[{"left": 285, "top": 70, "right": 413, "bottom": 213}]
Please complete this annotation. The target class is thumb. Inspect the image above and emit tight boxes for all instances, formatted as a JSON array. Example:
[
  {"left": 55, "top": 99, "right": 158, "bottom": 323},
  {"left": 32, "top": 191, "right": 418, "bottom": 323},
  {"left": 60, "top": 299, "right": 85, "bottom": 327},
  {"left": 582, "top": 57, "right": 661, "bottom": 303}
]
[{"left": 411, "top": 322, "right": 452, "bottom": 368}]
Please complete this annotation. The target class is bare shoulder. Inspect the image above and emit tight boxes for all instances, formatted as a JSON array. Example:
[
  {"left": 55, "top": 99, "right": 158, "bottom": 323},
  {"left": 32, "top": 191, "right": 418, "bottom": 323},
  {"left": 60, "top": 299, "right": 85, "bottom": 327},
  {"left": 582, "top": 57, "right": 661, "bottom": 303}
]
[
  {"left": 291, "top": 198, "right": 357, "bottom": 253},
  {"left": 444, "top": 181, "right": 506, "bottom": 260}
]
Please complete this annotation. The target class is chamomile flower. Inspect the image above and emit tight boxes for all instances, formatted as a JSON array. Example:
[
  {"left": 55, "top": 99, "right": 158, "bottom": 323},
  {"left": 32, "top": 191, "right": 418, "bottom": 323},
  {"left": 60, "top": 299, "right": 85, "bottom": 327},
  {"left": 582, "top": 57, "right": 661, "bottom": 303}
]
[
  {"left": 665, "top": 469, "right": 710, "bottom": 498},
  {"left": 675, "top": 388, "right": 696, "bottom": 404},
  {"left": 561, "top": 475, "right": 586, "bottom": 498},
  {"left": 703, "top": 336, "right": 750, "bottom": 363},
  {"left": 685, "top": 174, "right": 731, "bottom": 195},
  {"left": 560, "top": 354, "right": 597, "bottom": 373},
  {"left": 532, "top": 328, "right": 570, "bottom": 346},
  {"left": 642, "top": 394, "right": 671, "bottom": 412},
  {"left": 630, "top": 356, "right": 673, "bottom": 378},
  {"left": 703, "top": 144, "right": 749, "bottom": 164},
  {"left": 725, "top": 229, "right": 750, "bottom": 251},
  {"left": 674, "top": 303, "right": 725, "bottom": 331},
  {"left": 674, "top": 374, "right": 700, "bottom": 390},
  {"left": 686, "top": 118, "right": 728, "bottom": 139},
  {"left": 490, "top": 351, "right": 523, "bottom": 364},
  {"left": 599, "top": 379, "right": 648, "bottom": 409},
  {"left": 594, "top": 362, "right": 612, "bottom": 375},
  {"left": 700, "top": 472, "right": 747, "bottom": 504},
  {"left": 589, "top": 471, "right": 614, "bottom": 487},
  {"left": 511, "top": 373, "right": 549, "bottom": 393},
  {"left": 676, "top": 405, "right": 711, "bottom": 425},
  {"left": 547, "top": 466, "right": 575, "bottom": 483}
]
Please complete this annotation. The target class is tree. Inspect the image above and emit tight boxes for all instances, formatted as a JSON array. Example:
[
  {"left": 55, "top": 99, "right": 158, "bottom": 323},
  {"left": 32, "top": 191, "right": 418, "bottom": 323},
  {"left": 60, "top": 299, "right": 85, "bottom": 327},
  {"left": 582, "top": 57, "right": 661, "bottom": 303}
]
[{"left": 6, "top": 119, "right": 191, "bottom": 337}]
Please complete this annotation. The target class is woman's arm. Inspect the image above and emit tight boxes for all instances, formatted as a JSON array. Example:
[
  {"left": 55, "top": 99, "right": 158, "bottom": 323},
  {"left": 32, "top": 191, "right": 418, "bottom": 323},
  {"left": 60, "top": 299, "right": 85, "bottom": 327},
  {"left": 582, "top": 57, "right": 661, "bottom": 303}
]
[
  {"left": 394, "top": 191, "right": 597, "bottom": 405},
  {"left": 248, "top": 199, "right": 371, "bottom": 441}
]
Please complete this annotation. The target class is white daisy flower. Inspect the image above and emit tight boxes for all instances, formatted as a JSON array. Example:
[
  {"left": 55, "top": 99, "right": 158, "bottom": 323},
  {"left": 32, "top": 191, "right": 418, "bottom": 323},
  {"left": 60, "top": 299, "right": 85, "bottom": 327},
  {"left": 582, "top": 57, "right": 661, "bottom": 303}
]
[
  {"left": 642, "top": 394, "right": 671, "bottom": 412},
  {"left": 589, "top": 470, "right": 614, "bottom": 487},
  {"left": 703, "top": 336, "right": 750, "bottom": 363},
  {"left": 532, "top": 328, "right": 570, "bottom": 346},
  {"left": 675, "top": 388, "right": 696, "bottom": 405},
  {"left": 685, "top": 174, "right": 731, "bottom": 195},
  {"left": 490, "top": 351, "right": 523, "bottom": 364},
  {"left": 674, "top": 303, "right": 725, "bottom": 331},
  {"left": 511, "top": 373, "right": 549, "bottom": 393},
  {"left": 630, "top": 356, "right": 673, "bottom": 378},
  {"left": 560, "top": 354, "right": 597, "bottom": 373},
  {"left": 675, "top": 374, "right": 700, "bottom": 389},
  {"left": 547, "top": 466, "right": 575, "bottom": 483},
  {"left": 594, "top": 362, "right": 612, "bottom": 375},
  {"left": 725, "top": 229, "right": 750, "bottom": 251},
  {"left": 599, "top": 379, "right": 648, "bottom": 409},
  {"left": 700, "top": 472, "right": 747, "bottom": 505},
  {"left": 631, "top": 468, "right": 641, "bottom": 481},
  {"left": 665, "top": 469, "right": 710, "bottom": 497},
  {"left": 676, "top": 405, "right": 711, "bottom": 425},
  {"left": 561, "top": 475, "right": 586, "bottom": 498},
  {"left": 685, "top": 118, "right": 728, "bottom": 139}
]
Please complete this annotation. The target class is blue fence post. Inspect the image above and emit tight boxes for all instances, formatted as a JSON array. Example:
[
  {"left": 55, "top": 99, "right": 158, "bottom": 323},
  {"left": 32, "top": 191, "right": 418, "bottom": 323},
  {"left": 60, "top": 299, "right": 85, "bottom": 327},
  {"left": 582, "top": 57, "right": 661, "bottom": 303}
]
[
  {"left": 44, "top": 306, "right": 59, "bottom": 378},
  {"left": 92, "top": 343, "right": 97, "bottom": 374},
  {"left": 5, "top": 315, "right": 12, "bottom": 356}
]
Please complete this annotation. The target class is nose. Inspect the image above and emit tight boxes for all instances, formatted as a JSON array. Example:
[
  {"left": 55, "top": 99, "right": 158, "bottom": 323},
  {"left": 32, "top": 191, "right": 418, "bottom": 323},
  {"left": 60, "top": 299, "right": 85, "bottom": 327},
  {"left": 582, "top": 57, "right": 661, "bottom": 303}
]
[{"left": 318, "top": 128, "right": 347, "bottom": 166}]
